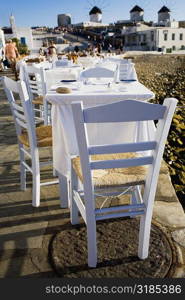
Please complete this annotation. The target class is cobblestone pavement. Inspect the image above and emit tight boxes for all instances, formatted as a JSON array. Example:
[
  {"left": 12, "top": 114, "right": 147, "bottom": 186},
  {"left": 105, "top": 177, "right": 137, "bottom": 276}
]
[{"left": 0, "top": 68, "right": 185, "bottom": 278}]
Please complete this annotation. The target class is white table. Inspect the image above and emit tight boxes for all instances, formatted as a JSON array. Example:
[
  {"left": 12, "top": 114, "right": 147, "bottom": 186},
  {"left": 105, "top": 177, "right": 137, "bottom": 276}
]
[
  {"left": 45, "top": 81, "right": 155, "bottom": 207},
  {"left": 45, "top": 66, "right": 83, "bottom": 90}
]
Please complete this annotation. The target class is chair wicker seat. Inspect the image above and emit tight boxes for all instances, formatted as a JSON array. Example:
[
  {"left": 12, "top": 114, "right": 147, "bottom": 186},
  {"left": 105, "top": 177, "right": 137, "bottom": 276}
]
[
  {"left": 32, "top": 95, "right": 44, "bottom": 105},
  {"left": 72, "top": 153, "right": 168, "bottom": 188},
  {"left": 18, "top": 125, "right": 52, "bottom": 147}
]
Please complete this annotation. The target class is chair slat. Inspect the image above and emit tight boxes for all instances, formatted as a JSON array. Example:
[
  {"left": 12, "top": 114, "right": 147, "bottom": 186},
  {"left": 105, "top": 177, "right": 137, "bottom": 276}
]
[
  {"left": 83, "top": 100, "right": 166, "bottom": 123},
  {"left": 12, "top": 102, "right": 24, "bottom": 112},
  {"left": 90, "top": 156, "right": 153, "bottom": 170},
  {"left": 95, "top": 203, "right": 145, "bottom": 215},
  {"left": 3, "top": 76, "right": 19, "bottom": 93},
  {"left": 73, "top": 191, "right": 86, "bottom": 224},
  {"left": 88, "top": 141, "right": 157, "bottom": 155},
  {"left": 16, "top": 117, "right": 28, "bottom": 129},
  {"left": 14, "top": 110, "right": 26, "bottom": 122},
  {"left": 95, "top": 210, "right": 145, "bottom": 221}
]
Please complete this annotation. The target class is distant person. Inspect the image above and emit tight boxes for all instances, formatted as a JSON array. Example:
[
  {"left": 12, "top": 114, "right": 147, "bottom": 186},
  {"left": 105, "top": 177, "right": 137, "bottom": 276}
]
[
  {"left": 74, "top": 45, "right": 79, "bottom": 53},
  {"left": 39, "top": 47, "right": 44, "bottom": 56},
  {"left": 108, "top": 43, "right": 112, "bottom": 53},
  {"left": 86, "top": 43, "right": 91, "bottom": 52},
  {"left": 47, "top": 41, "right": 57, "bottom": 61},
  {"left": 5, "top": 39, "right": 19, "bottom": 63},
  {"left": 5, "top": 39, "right": 19, "bottom": 78},
  {"left": 97, "top": 43, "right": 102, "bottom": 54},
  {"left": 120, "top": 43, "right": 123, "bottom": 52}
]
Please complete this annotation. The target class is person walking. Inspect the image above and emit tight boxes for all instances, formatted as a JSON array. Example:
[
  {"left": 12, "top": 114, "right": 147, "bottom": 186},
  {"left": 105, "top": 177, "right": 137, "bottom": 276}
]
[{"left": 5, "top": 39, "right": 19, "bottom": 79}]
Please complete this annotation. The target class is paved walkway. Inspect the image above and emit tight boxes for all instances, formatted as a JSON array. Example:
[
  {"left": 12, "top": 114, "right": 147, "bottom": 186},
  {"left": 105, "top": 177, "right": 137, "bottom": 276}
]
[{"left": 0, "top": 70, "right": 185, "bottom": 277}]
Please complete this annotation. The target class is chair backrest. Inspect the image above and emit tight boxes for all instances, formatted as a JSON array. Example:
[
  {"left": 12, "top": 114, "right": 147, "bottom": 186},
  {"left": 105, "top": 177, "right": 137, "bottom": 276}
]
[
  {"left": 23, "top": 65, "right": 47, "bottom": 101},
  {"left": 2, "top": 76, "right": 37, "bottom": 150},
  {"left": 72, "top": 98, "right": 177, "bottom": 205},
  {"left": 119, "top": 62, "right": 138, "bottom": 81},
  {"left": 80, "top": 66, "right": 115, "bottom": 79},
  {"left": 52, "top": 59, "right": 72, "bottom": 68},
  {"left": 78, "top": 57, "right": 96, "bottom": 68}
]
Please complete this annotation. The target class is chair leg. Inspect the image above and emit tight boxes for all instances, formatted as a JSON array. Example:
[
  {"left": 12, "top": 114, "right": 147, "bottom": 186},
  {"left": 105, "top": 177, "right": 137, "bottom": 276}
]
[
  {"left": 20, "top": 161, "right": 26, "bottom": 191},
  {"left": 70, "top": 168, "right": 79, "bottom": 225},
  {"left": 32, "top": 154, "right": 40, "bottom": 207},
  {"left": 19, "top": 145, "right": 26, "bottom": 191},
  {"left": 71, "top": 196, "right": 79, "bottom": 225},
  {"left": 138, "top": 212, "right": 152, "bottom": 259},
  {"left": 86, "top": 216, "right": 97, "bottom": 268},
  {"left": 32, "top": 172, "right": 40, "bottom": 207},
  {"left": 58, "top": 173, "right": 69, "bottom": 208}
]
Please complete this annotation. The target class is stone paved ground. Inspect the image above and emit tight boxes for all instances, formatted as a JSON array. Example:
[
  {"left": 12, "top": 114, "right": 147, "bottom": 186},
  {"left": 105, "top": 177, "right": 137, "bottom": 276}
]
[{"left": 0, "top": 68, "right": 185, "bottom": 278}]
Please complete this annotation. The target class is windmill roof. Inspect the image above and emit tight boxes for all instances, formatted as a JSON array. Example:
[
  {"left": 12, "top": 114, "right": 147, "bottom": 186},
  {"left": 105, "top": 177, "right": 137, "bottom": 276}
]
[
  {"left": 89, "top": 6, "right": 102, "bottom": 15},
  {"left": 130, "top": 5, "right": 144, "bottom": 13},
  {"left": 158, "top": 6, "right": 170, "bottom": 13}
]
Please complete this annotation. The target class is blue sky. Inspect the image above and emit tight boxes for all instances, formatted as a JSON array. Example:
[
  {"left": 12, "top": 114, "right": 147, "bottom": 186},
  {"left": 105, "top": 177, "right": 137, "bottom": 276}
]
[{"left": 0, "top": 0, "right": 184, "bottom": 27}]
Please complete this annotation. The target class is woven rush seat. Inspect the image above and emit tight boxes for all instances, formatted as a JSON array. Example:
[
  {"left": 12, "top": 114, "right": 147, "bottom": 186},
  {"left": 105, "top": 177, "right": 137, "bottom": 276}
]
[
  {"left": 72, "top": 153, "right": 168, "bottom": 188},
  {"left": 32, "top": 95, "right": 44, "bottom": 105},
  {"left": 18, "top": 125, "right": 52, "bottom": 147}
]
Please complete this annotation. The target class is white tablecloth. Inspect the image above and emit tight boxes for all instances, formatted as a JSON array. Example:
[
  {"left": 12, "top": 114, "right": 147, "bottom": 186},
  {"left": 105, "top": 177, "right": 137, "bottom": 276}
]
[
  {"left": 45, "top": 81, "right": 155, "bottom": 177},
  {"left": 45, "top": 66, "right": 83, "bottom": 90}
]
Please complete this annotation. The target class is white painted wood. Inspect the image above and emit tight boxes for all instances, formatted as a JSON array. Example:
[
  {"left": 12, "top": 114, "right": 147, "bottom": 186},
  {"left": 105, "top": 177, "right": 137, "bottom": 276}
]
[
  {"left": 72, "top": 101, "right": 97, "bottom": 267},
  {"left": 3, "top": 76, "right": 19, "bottom": 93},
  {"left": 2, "top": 76, "right": 59, "bottom": 208},
  {"left": 88, "top": 141, "right": 157, "bottom": 155},
  {"left": 83, "top": 100, "right": 166, "bottom": 123},
  {"left": 12, "top": 102, "right": 24, "bottom": 112},
  {"left": 138, "top": 97, "right": 178, "bottom": 259},
  {"left": 20, "top": 150, "right": 26, "bottom": 191},
  {"left": 70, "top": 97, "right": 177, "bottom": 267},
  {"left": 95, "top": 203, "right": 145, "bottom": 215},
  {"left": 14, "top": 110, "right": 27, "bottom": 122},
  {"left": 70, "top": 165, "right": 80, "bottom": 225},
  {"left": 81, "top": 67, "right": 115, "bottom": 79},
  {"left": 40, "top": 179, "right": 59, "bottom": 186},
  {"left": 22, "top": 161, "right": 33, "bottom": 173},
  {"left": 58, "top": 174, "right": 70, "bottom": 208},
  {"left": 20, "top": 147, "right": 31, "bottom": 158},
  {"left": 73, "top": 190, "right": 86, "bottom": 224},
  {"left": 96, "top": 210, "right": 145, "bottom": 221},
  {"left": 90, "top": 156, "right": 153, "bottom": 170},
  {"left": 23, "top": 65, "right": 49, "bottom": 124},
  {"left": 15, "top": 118, "right": 28, "bottom": 129}
]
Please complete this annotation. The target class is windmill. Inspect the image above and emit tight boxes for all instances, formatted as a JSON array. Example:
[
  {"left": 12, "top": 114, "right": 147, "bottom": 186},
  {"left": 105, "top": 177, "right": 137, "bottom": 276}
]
[{"left": 85, "top": 0, "right": 110, "bottom": 22}]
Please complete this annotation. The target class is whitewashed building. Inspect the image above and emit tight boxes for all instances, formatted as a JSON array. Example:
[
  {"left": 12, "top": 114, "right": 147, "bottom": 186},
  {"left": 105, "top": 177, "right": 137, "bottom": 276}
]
[
  {"left": 5, "top": 14, "right": 33, "bottom": 50},
  {"left": 0, "top": 28, "right": 5, "bottom": 60},
  {"left": 122, "top": 6, "right": 185, "bottom": 52}
]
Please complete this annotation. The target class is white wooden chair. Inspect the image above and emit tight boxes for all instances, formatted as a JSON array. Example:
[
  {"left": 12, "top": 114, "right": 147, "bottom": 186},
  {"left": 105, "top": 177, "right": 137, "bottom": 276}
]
[
  {"left": 78, "top": 57, "right": 95, "bottom": 69},
  {"left": 71, "top": 98, "right": 177, "bottom": 267},
  {"left": 80, "top": 66, "right": 116, "bottom": 83},
  {"left": 2, "top": 77, "right": 68, "bottom": 208},
  {"left": 23, "top": 64, "right": 50, "bottom": 124},
  {"left": 52, "top": 59, "right": 72, "bottom": 68},
  {"left": 119, "top": 62, "right": 138, "bottom": 81}
]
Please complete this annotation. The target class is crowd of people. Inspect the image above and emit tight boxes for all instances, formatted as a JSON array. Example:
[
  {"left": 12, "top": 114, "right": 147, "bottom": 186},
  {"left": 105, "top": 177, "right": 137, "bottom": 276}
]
[{"left": 37, "top": 39, "right": 124, "bottom": 62}]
